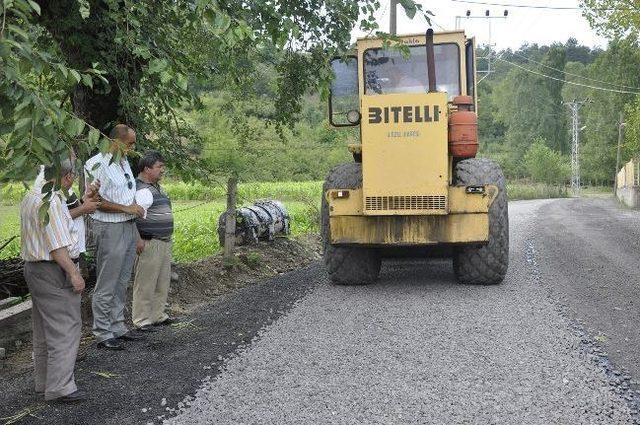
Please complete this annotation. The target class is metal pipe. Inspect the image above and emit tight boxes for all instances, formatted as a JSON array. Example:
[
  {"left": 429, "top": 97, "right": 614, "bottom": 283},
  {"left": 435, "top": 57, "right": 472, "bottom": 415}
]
[
  {"left": 426, "top": 28, "right": 436, "bottom": 92},
  {"left": 218, "top": 200, "right": 291, "bottom": 246}
]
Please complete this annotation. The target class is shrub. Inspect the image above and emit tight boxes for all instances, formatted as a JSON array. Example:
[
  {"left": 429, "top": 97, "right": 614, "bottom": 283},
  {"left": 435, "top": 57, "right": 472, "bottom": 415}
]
[{"left": 523, "top": 138, "right": 570, "bottom": 185}]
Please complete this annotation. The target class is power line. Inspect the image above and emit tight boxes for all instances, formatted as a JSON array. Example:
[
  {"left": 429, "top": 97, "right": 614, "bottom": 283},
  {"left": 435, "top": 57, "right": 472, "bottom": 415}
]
[
  {"left": 423, "top": 10, "right": 447, "bottom": 31},
  {"left": 172, "top": 199, "right": 218, "bottom": 214},
  {"left": 450, "top": 0, "right": 633, "bottom": 11},
  {"left": 200, "top": 145, "right": 342, "bottom": 151},
  {"left": 493, "top": 55, "right": 640, "bottom": 95},
  {"left": 510, "top": 51, "right": 640, "bottom": 91},
  {"left": 429, "top": 17, "right": 448, "bottom": 31}
]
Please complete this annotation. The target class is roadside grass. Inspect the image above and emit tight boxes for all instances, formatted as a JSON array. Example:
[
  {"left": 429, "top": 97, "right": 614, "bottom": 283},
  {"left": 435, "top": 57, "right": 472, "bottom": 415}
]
[
  {"left": 1, "top": 180, "right": 323, "bottom": 205},
  {"left": 506, "top": 182, "right": 569, "bottom": 200},
  {"left": 0, "top": 180, "right": 610, "bottom": 262},
  {"left": 0, "top": 204, "right": 20, "bottom": 259},
  {"left": 171, "top": 200, "right": 318, "bottom": 263},
  {"left": 582, "top": 185, "right": 615, "bottom": 197},
  {"left": 0, "top": 200, "right": 319, "bottom": 263}
]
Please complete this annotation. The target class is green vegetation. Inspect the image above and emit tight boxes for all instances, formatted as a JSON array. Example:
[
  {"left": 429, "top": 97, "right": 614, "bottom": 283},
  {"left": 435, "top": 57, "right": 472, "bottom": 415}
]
[
  {"left": 1, "top": 180, "right": 323, "bottom": 204},
  {"left": 0, "top": 0, "right": 430, "bottom": 185},
  {"left": 523, "top": 139, "right": 571, "bottom": 185},
  {"left": 0, "top": 204, "right": 20, "bottom": 259},
  {"left": 507, "top": 182, "right": 569, "bottom": 201},
  {"left": 1, "top": 179, "right": 579, "bottom": 263},
  {"left": 0, "top": 181, "right": 322, "bottom": 263},
  {"left": 478, "top": 33, "right": 640, "bottom": 186}
]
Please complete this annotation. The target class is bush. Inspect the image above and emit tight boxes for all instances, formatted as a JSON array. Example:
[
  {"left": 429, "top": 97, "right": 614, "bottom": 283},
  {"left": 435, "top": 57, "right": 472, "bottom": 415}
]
[{"left": 523, "top": 138, "right": 571, "bottom": 185}]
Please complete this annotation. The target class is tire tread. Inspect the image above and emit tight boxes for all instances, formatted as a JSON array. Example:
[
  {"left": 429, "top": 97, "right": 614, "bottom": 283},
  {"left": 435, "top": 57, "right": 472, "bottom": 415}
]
[
  {"left": 453, "top": 158, "right": 509, "bottom": 285},
  {"left": 321, "top": 163, "right": 381, "bottom": 285}
]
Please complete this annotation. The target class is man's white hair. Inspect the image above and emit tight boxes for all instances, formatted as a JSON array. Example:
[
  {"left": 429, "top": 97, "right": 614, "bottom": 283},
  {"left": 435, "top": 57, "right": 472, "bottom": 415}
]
[{"left": 44, "top": 159, "right": 75, "bottom": 178}]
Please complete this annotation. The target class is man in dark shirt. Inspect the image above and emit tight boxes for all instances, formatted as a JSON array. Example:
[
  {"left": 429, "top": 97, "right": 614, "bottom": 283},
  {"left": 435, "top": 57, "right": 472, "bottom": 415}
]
[{"left": 132, "top": 151, "right": 175, "bottom": 330}]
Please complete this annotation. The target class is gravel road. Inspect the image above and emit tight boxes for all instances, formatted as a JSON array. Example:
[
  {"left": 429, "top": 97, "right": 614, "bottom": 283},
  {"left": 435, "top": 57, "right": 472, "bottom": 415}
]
[
  {"left": 2, "top": 197, "right": 639, "bottom": 424},
  {"left": 164, "top": 198, "right": 637, "bottom": 424}
]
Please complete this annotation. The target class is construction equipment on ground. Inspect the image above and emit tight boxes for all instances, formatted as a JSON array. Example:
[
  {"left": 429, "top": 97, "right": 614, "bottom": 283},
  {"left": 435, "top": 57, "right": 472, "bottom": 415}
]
[
  {"left": 323, "top": 28, "right": 509, "bottom": 285},
  {"left": 218, "top": 200, "right": 290, "bottom": 246}
]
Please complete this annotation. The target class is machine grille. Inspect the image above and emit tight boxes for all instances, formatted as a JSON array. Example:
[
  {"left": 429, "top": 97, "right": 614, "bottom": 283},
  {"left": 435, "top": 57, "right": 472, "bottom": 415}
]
[{"left": 365, "top": 195, "right": 447, "bottom": 211}]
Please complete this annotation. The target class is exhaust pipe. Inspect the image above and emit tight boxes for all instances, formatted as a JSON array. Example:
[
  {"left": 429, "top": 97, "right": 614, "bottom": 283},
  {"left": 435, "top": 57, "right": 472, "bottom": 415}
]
[{"left": 426, "top": 28, "right": 436, "bottom": 92}]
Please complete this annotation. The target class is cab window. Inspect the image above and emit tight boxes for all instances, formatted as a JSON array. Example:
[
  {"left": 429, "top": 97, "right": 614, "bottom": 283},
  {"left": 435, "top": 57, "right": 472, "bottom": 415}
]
[
  {"left": 329, "top": 56, "right": 359, "bottom": 127},
  {"left": 364, "top": 44, "right": 461, "bottom": 99}
]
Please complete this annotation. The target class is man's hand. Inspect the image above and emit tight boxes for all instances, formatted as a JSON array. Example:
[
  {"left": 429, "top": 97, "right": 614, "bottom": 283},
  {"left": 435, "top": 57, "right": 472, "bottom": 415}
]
[
  {"left": 80, "top": 197, "right": 100, "bottom": 215},
  {"left": 136, "top": 239, "right": 146, "bottom": 255},
  {"left": 125, "top": 203, "right": 145, "bottom": 218},
  {"left": 70, "top": 271, "right": 85, "bottom": 294},
  {"left": 86, "top": 180, "right": 101, "bottom": 199}
]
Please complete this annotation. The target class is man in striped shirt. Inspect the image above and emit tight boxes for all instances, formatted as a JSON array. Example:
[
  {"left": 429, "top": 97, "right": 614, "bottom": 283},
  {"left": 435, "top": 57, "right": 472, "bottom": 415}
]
[
  {"left": 21, "top": 159, "right": 89, "bottom": 402},
  {"left": 85, "top": 124, "right": 144, "bottom": 350}
]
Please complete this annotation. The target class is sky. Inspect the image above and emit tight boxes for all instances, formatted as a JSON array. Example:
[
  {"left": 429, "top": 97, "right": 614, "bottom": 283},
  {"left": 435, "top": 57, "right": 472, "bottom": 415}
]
[{"left": 353, "top": 0, "right": 609, "bottom": 51}]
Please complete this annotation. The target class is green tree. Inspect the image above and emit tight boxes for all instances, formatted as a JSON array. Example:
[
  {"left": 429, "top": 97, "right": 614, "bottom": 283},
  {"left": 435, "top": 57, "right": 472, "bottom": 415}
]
[
  {"left": 623, "top": 98, "right": 640, "bottom": 158},
  {"left": 523, "top": 138, "right": 570, "bottom": 185},
  {"left": 1, "top": 0, "right": 431, "bottom": 190},
  {"left": 492, "top": 63, "right": 564, "bottom": 167},
  {"left": 579, "top": 37, "right": 640, "bottom": 184},
  {"left": 582, "top": 0, "right": 640, "bottom": 38}
]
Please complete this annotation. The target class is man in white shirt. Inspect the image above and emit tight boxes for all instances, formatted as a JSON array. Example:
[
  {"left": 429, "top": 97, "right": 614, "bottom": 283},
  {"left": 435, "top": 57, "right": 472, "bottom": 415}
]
[{"left": 85, "top": 124, "right": 144, "bottom": 350}]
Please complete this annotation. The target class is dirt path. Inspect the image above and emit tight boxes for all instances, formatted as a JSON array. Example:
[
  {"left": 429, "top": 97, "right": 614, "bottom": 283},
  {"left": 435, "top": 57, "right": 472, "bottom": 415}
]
[{"left": 0, "top": 263, "right": 320, "bottom": 425}]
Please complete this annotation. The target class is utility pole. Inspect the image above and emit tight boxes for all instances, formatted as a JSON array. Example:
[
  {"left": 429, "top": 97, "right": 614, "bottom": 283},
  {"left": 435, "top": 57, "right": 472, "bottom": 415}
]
[
  {"left": 615, "top": 112, "right": 626, "bottom": 194},
  {"left": 390, "top": 0, "right": 398, "bottom": 35},
  {"left": 455, "top": 9, "right": 508, "bottom": 82},
  {"left": 565, "top": 100, "right": 588, "bottom": 196}
]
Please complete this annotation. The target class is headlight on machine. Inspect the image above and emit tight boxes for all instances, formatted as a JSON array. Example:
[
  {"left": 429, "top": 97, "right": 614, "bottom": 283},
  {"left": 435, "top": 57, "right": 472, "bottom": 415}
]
[{"left": 346, "top": 109, "right": 361, "bottom": 125}]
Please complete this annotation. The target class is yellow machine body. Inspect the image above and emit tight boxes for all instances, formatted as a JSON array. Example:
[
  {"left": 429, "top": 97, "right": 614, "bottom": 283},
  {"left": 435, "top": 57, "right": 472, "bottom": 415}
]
[
  {"left": 328, "top": 31, "right": 493, "bottom": 246},
  {"left": 361, "top": 91, "right": 449, "bottom": 216}
]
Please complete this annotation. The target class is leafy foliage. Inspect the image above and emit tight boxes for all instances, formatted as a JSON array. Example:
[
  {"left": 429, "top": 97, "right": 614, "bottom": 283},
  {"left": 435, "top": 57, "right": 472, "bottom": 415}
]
[
  {"left": 1, "top": 0, "right": 430, "bottom": 192},
  {"left": 0, "top": 0, "right": 109, "bottom": 181},
  {"left": 582, "top": 0, "right": 640, "bottom": 38},
  {"left": 522, "top": 138, "right": 570, "bottom": 185},
  {"left": 478, "top": 34, "right": 640, "bottom": 185}
]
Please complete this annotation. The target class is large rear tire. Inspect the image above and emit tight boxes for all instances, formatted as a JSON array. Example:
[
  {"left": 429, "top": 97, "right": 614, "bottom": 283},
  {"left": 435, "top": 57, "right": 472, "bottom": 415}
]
[
  {"left": 321, "top": 163, "right": 381, "bottom": 285},
  {"left": 453, "top": 158, "right": 509, "bottom": 285}
]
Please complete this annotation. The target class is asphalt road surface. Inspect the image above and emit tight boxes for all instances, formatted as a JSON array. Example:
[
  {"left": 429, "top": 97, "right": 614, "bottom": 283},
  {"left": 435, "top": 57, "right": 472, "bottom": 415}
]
[{"left": 2, "top": 196, "right": 640, "bottom": 424}]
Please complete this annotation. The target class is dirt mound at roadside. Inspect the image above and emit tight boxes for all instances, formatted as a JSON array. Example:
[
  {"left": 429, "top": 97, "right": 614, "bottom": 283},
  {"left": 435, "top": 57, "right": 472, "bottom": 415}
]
[{"left": 169, "top": 235, "right": 321, "bottom": 314}]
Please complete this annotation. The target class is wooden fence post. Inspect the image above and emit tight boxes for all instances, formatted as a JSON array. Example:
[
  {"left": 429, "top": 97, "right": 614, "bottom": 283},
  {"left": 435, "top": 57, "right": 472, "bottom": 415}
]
[{"left": 224, "top": 176, "right": 237, "bottom": 264}]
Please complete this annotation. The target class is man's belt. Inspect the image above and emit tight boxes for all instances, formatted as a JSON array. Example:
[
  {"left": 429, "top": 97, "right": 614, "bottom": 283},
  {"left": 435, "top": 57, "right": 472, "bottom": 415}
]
[{"left": 32, "top": 258, "right": 80, "bottom": 264}]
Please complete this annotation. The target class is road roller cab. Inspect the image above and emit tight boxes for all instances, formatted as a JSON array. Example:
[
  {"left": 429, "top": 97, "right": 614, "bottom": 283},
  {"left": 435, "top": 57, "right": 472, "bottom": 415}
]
[{"left": 322, "top": 29, "right": 509, "bottom": 285}]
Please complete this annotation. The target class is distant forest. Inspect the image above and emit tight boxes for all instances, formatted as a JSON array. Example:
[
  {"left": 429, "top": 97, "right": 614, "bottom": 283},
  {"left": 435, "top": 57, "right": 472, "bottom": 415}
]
[{"left": 184, "top": 34, "right": 640, "bottom": 186}]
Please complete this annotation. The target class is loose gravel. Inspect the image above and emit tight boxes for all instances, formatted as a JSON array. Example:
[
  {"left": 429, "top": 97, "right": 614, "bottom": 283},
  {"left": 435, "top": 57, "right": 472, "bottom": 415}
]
[
  {"left": 166, "top": 200, "right": 633, "bottom": 425},
  {"left": 0, "top": 264, "right": 318, "bottom": 425}
]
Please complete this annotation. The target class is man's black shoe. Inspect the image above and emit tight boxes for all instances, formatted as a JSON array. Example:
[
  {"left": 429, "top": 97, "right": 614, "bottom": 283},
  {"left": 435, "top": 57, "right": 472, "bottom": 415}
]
[
  {"left": 52, "top": 390, "right": 86, "bottom": 403},
  {"left": 117, "top": 332, "right": 145, "bottom": 341},
  {"left": 154, "top": 317, "right": 178, "bottom": 327},
  {"left": 137, "top": 324, "right": 158, "bottom": 332},
  {"left": 97, "top": 338, "right": 124, "bottom": 350}
]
